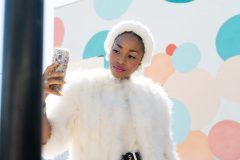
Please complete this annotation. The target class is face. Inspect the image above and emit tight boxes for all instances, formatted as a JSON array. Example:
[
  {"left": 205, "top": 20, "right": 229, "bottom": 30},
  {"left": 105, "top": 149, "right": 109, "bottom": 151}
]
[{"left": 109, "top": 32, "right": 144, "bottom": 79}]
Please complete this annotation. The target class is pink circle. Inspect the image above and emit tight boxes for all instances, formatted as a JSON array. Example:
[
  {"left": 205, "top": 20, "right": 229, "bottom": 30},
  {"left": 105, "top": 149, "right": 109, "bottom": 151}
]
[
  {"left": 208, "top": 120, "right": 240, "bottom": 160},
  {"left": 54, "top": 17, "right": 64, "bottom": 47},
  {"left": 166, "top": 43, "right": 176, "bottom": 56}
]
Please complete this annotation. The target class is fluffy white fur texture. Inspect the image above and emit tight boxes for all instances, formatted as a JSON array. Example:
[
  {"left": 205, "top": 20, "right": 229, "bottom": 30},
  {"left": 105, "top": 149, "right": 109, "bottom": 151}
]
[
  {"left": 42, "top": 69, "right": 179, "bottom": 160},
  {"left": 104, "top": 20, "right": 155, "bottom": 69}
]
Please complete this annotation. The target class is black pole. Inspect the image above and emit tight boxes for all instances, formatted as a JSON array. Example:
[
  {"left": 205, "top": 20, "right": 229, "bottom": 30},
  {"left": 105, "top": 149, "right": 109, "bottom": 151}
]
[{"left": 0, "top": 0, "right": 43, "bottom": 160}]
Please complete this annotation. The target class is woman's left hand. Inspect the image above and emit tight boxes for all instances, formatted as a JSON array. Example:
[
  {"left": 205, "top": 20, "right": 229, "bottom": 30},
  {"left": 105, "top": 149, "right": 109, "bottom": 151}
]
[{"left": 42, "top": 63, "right": 66, "bottom": 100}]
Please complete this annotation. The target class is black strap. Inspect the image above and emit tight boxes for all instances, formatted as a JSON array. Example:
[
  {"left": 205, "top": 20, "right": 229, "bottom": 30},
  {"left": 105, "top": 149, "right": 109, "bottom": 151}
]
[{"left": 121, "top": 152, "right": 142, "bottom": 160}]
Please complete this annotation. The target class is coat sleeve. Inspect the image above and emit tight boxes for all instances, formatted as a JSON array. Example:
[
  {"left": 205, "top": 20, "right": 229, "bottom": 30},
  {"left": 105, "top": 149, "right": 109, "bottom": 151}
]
[
  {"left": 162, "top": 99, "right": 180, "bottom": 160},
  {"left": 132, "top": 77, "right": 180, "bottom": 160},
  {"left": 41, "top": 68, "right": 108, "bottom": 159},
  {"left": 155, "top": 85, "right": 180, "bottom": 160},
  {"left": 42, "top": 84, "right": 80, "bottom": 159},
  {"left": 144, "top": 78, "right": 180, "bottom": 160}
]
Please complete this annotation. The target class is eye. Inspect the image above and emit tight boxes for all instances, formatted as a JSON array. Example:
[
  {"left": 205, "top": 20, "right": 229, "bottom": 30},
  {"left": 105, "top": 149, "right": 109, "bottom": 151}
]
[
  {"left": 112, "top": 49, "right": 120, "bottom": 54},
  {"left": 128, "top": 55, "right": 136, "bottom": 59}
]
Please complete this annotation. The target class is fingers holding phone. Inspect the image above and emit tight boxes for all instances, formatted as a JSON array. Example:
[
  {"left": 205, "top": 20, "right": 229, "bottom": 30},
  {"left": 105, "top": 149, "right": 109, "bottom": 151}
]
[
  {"left": 43, "top": 48, "right": 70, "bottom": 98},
  {"left": 43, "top": 63, "right": 65, "bottom": 97}
]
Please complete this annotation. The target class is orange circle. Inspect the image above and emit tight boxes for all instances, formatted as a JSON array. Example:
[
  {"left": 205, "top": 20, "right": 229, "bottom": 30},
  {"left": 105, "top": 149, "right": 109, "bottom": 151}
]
[
  {"left": 177, "top": 131, "right": 213, "bottom": 160},
  {"left": 166, "top": 43, "right": 177, "bottom": 56},
  {"left": 144, "top": 53, "right": 174, "bottom": 85}
]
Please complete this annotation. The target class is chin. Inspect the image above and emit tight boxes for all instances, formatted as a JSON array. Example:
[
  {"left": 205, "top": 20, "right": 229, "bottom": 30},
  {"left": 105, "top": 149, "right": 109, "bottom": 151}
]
[
  {"left": 111, "top": 71, "right": 128, "bottom": 80},
  {"left": 113, "top": 73, "right": 124, "bottom": 79}
]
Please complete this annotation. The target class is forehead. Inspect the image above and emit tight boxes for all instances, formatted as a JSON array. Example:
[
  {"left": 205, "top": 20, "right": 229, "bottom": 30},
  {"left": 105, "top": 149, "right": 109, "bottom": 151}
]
[
  {"left": 114, "top": 33, "right": 144, "bottom": 49},
  {"left": 115, "top": 32, "right": 140, "bottom": 42}
]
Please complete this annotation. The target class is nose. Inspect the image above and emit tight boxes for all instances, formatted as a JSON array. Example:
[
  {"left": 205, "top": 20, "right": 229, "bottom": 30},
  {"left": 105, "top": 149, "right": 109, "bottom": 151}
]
[{"left": 117, "top": 55, "right": 125, "bottom": 64}]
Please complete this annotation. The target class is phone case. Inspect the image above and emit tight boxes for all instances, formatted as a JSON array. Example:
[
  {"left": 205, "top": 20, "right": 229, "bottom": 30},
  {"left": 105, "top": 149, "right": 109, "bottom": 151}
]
[{"left": 51, "top": 47, "right": 70, "bottom": 91}]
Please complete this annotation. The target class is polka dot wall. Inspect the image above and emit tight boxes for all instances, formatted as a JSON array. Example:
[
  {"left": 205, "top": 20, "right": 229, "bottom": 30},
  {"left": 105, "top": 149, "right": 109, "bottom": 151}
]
[{"left": 53, "top": 0, "right": 240, "bottom": 159}]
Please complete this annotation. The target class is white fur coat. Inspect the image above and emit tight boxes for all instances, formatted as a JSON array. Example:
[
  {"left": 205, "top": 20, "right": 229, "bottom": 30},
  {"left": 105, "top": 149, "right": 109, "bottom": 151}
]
[{"left": 42, "top": 69, "right": 179, "bottom": 160}]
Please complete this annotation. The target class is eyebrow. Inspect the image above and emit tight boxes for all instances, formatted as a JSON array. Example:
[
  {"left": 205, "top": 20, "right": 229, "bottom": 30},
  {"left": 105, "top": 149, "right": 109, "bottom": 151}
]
[{"left": 115, "top": 43, "right": 139, "bottom": 54}]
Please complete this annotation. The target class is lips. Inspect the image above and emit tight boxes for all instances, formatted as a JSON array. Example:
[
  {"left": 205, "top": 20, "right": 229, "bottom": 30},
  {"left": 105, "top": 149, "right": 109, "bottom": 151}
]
[{"left": 112, "top": 65, "right": 126, "bottom": 73}]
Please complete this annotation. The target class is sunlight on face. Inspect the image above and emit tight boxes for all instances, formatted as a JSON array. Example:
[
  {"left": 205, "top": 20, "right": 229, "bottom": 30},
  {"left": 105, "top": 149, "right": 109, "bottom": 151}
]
[{"left": 109, "top": 32, "right": 144, "bottom": 79}]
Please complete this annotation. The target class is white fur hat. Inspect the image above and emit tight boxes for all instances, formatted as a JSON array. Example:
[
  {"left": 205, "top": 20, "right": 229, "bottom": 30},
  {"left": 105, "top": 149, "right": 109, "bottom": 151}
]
[{"left": 104, "top": 20, "right": 155, "bottom": 68}]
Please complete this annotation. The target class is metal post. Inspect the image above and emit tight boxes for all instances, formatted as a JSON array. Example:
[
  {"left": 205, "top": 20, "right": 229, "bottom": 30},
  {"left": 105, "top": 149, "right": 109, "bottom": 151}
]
[{"left": 0, "top": 0, "right": 44, "bottom": 159}]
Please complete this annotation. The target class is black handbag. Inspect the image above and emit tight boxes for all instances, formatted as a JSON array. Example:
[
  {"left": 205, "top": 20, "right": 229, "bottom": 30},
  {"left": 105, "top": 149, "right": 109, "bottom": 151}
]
[{"left": 121, "top": 152, "right": 142, "bottom": 160}]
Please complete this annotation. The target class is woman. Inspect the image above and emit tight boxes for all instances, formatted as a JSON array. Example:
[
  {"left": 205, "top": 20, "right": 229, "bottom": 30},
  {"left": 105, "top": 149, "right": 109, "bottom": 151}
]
[{"left": 42, "top": 21, "right": 179, "bottom": 160}]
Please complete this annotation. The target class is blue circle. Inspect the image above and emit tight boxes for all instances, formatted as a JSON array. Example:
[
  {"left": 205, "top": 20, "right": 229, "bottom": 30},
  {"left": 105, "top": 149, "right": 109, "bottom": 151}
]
[
  {"left": 165, "top": 0, "right": 193, "bottom": 3},
  {"left": 216, "top": 14, "right": 240, "bottom": 60},
  {"left": 93, "top": 0, "right": 132, "bottom": 20},
  {"left": 171, "top": 99, "right": 191, "bottom": 144},
  {"left": 172, "top": 42, "right": 201, "bottom": 73},
  {"left": 83, "top": 30, "right": 109, "bottom": 68}
]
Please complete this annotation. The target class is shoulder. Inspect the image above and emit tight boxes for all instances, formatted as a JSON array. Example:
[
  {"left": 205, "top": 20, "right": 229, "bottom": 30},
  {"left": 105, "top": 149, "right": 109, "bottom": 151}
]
[
  {"left": 66, "top": 68, "right": 111, "bottom": 84},
  {"left": 63, "top": 68, "right": 111, "bottom": 91},
  {"left": 46, "top": 68, "right": 112, "bottom": 110},
  {"left": 131, "top": 76, "right": 173, "bottom": 109}
]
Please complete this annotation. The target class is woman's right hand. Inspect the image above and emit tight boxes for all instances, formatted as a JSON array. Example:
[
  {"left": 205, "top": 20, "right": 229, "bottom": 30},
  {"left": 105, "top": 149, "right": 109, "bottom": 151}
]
[{"left": 43, "top": 63, "right": 66, "bottom": 100}]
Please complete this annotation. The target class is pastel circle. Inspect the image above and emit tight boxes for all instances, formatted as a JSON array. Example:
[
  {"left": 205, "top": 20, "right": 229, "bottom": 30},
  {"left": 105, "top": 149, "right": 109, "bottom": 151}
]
[
  {"left": 208, "top": 120, "right": 240, "bottom": 160},
  {"left": 172, "top": 43, "right": 201, "bottom": 73},
  {"left": 171, "top": 99, "right": 191, "bottom": 144},
  {"left": 93, "top": 0, "right": 132, "bottom": 20},
  {"left": 216, "top": 56, "right": 240, "bottom": 103},
  {"left": 216, "top": 14, "right": 240, "bottom": 60},
  {"left": 166, "top": 44, "right": 177, "bottom": 56},
  {"left": 83, "top": 30, "right": 109, "bottom": 68},
  {"left": 164, "top": 69, "right": 220, "bottom": 130},
  {"left": 144, "top": 53, "right": 175, "bottom": 85},
  {"left": 177, "top": 131, "right": 214, "bottom": 160},
  {"left": 54, "top": 17, "right": 64, "bottom": 47},
  {"left": 165, "top": 0, "right": 193, "bottom": 3}
]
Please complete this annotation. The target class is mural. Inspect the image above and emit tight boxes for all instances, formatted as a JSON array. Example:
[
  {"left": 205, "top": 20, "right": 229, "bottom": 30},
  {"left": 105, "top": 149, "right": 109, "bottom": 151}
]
[{"left": 50, "top": 0, "right": 240, "bottom": 159}]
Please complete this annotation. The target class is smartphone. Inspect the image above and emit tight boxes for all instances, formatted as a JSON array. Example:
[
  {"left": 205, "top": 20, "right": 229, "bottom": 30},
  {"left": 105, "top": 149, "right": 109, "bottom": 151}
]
[{"left": 51, "top": 47, "right": 70, "bottom": 91}]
